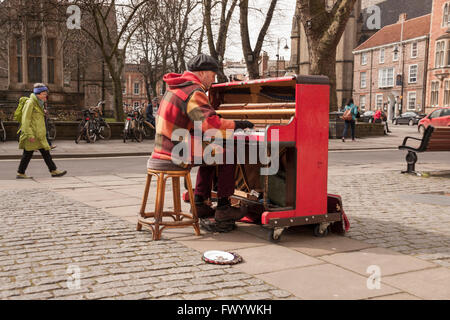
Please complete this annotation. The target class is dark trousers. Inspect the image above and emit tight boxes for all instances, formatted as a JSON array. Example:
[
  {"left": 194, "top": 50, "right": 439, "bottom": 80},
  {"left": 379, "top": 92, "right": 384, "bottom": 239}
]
[
  {"left": 18, "top": 149, "right": 57, "bottom": 174},
  {"left": 195, "top": 164, "right": 236, "bottom": 199},
  {"left": 342, "top": 120, "right": 355, "bottom": 140}
]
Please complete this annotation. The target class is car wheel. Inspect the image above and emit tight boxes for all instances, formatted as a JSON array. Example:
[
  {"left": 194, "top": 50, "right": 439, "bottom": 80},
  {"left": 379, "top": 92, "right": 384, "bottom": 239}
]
[
  {"left": 418, "top": 125, "right": 425, "bottom": 135},
  {"left": 408, "top": 119, "right": 414, "bottom": 126}
]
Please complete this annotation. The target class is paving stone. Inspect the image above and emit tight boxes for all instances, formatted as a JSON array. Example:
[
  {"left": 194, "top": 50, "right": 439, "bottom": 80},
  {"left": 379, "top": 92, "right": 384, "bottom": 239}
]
[
  {"left": 239, "top": 292, "right": 273, "bottom": 300},
  {"left": 270, "top": 289, "right": 293, "bottom": 298},
  {"left": 182, "top": 292, "right": 216, "bottom": 300},
  {"left": 149, "top": 288, "right": 182, "bottom": 298}
]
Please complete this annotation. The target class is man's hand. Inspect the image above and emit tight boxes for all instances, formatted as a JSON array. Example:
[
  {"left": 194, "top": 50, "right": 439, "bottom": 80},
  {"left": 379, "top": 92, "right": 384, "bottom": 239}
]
[
  {"left": 29, "top": 137, "right": 35, "bottom": 143},
  {"left": 234, "top": 120, "right": 254, "bottom": 130}
]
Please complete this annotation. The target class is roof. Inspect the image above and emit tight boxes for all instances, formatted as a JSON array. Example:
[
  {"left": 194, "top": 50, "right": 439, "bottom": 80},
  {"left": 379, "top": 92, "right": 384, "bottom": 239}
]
[
  {"left": 354, "top": 14, "right": 431, "bottom": 52},
  {"left": 361, "top": 0, "right": 432, "bottom": 31}
]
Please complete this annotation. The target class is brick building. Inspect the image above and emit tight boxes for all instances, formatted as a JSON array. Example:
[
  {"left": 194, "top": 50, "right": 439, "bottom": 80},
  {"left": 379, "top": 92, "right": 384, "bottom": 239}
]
[
  {"left": 352, "top": 14, "right": 431, "bottom": 119},
  {"left": 123, "top": 64, "right": 148, "bottom": 110},
  {"left": 426, "top": 0, "right": 450, "bottom": 111},
  {"left": 288, "top": 0, "right": 432, "bottom": 110}
]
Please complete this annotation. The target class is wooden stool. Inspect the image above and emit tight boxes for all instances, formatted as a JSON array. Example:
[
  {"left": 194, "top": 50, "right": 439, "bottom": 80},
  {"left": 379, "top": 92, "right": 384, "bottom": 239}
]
[{"left": 137, "top": 168, "right": 200, "bottom": 240}]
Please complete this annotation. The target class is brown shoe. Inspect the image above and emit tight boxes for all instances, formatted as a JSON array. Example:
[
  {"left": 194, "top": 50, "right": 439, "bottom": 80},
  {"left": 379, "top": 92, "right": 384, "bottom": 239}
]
[
  {"left": 194, "top": 203, "right": 215, "bottom": 218},
  {"left": 215, "top": 204, "right": 247, "bottom": 222}
]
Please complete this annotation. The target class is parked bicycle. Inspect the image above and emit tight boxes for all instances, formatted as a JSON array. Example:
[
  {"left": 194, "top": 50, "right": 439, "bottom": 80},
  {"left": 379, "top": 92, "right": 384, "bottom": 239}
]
[
  {"left": 45, "top": 115, "right": 56, "bottom": 142},
  {"left": 0, "top": 117, "right": 6, "bottom": 142},
  {"left": 75, "top": 109, "right": 96, "bottom": 144},
  {"left": 75, "top": 101, "right": 111, "bottom": 143},
  {"left": 90, "top": 101, "right": 111, "bottom": 140},
  {"left": 123, "top": 106, "right": 144, "bottom": 143}
]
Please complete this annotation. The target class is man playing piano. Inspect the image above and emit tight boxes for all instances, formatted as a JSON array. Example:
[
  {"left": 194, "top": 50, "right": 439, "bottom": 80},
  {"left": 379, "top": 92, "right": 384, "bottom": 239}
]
[{"left": 148, "top": 54, "right": 254, "bottom": 230}]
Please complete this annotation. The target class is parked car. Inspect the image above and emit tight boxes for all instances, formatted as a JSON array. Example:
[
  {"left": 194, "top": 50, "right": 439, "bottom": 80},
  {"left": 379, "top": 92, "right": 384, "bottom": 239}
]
[
  {"left": 418, "top": 107, "right": 450, "bottom": 134},
  {"left": 359, "top": 110, "right": 387, "bottom": 123},
  {"left": 392, "top": 112, "right": 426, "bottom": 126}
]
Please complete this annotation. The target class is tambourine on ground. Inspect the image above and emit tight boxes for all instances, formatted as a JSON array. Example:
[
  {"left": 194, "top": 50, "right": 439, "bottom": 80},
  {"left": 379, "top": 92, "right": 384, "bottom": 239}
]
[{"left": 202, "top": 250, "right": 243, "bottom": 265}]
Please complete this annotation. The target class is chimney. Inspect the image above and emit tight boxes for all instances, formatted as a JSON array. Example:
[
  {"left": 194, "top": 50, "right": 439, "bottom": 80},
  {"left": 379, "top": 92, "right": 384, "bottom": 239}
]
[
  {"left": 398, "top": 13, "right": 408, "bottom": 23},
  {"left": 260, "top": 51, "right": 269, "bottom": 77}
]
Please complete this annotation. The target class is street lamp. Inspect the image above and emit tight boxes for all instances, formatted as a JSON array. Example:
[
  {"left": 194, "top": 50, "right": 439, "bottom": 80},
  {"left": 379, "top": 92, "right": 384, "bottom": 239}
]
[
  {"left": 276, "top": 37, "right": 289, "bottom": 77},
  {"left": 393, "top": 44, "right": 405, "bottom": 116}
]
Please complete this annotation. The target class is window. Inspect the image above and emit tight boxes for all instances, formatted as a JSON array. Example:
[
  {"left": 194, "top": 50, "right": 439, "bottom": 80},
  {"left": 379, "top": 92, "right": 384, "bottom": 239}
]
[
  {"left": 122, "top": 86, "right": 126, "bottom": 94},
  {"left": 378, "top": 67, "right": 394, "bottom": 88},
  {"left": 133, "top": 101, "right": 140, "bottom": 108},
  {"left": 447, "top": 40, "right": 450, "bottom": 65},
  {"left": 360, "top": 72, "right": 367, "bottom": 88},
  {"left": 360, "top": 95, "right": 366, "bottom": 110},
  {"left": 435, "top": 41, "right": 445, "bottom": 67},
  {"left": 444, "top": 3, "right": 449, "bottom": 27},
  {"left": 376, "top": 94, "right": 383, "bottom": 109},
  {"left": 47, "top": 38, "right": 55, "bottom": 84},
  {"left": 409, "top": 65, "right": 418, "bottom": 83},
  {"left": 361, "top": 53, "right": 368, "bottom": 65},
  {"left": 28, "top": 36, "right": 42, "bottom": 83},
  {"left": 134, "top": 82, "right": 140, "bottom": 95},
  {"left": 411, "top": 42, "right": 418, "bottom": 58},
  {"left": 393, "top": 46, "right": 399, "bottom": 61},
  {"left": 444, "top": 80, "right": 450, "bottom": 106},
  {"left": 431, "top": 81, "right": 440, "bottom": 106},
  {"left": 16, "top": 38, "right": 22, "bottom": 83},
  {"left": 429, "top": 109, "right": 443, "bottom": 119},
  {"left": 407, "top": 91, "right": 417, "bottom": 110},
  {"left": 379, "top": 48, "right": 385, "bottom": 63}
]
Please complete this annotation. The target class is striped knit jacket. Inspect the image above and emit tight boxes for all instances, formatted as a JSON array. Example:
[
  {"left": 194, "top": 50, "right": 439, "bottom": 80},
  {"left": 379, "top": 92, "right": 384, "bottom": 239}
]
[{"left": 151, "top": 71, "right": 235, "bottom": 167}]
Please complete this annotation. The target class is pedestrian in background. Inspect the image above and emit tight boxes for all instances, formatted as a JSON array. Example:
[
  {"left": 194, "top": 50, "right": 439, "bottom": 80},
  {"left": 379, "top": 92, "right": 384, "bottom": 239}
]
[
  {"left": 17, "top": 83, "right": 66, "bottom": 179},
  {"left": 341, "top": 98, "right": 358, "bottom": 142},
  {"left": 145, "top": 101, "right": 155, "bottom": 127}
]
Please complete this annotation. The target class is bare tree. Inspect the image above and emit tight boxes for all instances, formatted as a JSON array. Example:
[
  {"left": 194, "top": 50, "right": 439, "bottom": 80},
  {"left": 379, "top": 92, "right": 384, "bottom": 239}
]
[
  {"left": 203, "top": 0, "right": 238, "bottom": 82},
  {"left": 131, "top": 0, "right": 203, "bottom": 102},
  {"left": 297, "top": 0, "right": 358, "bottom": 111},
  {"left": 166, "top": 0, "right": 202, "bottom": 73},
  {"left": 74, "top": 0, "right": 148, "bottom": 121},
  {"left": 239, "top": 0, "right": 277, "bottom": 79}
]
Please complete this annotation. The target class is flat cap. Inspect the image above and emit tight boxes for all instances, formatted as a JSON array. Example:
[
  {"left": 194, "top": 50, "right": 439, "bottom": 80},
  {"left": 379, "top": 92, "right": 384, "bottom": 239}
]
[{"left": 187, "top": 54, "right": 219, "bottom": 73}]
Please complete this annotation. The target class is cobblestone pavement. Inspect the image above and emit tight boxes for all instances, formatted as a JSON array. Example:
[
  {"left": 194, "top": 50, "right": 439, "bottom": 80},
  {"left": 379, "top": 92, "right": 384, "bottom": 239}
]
[
  {"left": 328, "top": 171, "right": 450, "bottom": 267},
  {"left": 0, "top": 188, "right": 294, "bottom": 300}
]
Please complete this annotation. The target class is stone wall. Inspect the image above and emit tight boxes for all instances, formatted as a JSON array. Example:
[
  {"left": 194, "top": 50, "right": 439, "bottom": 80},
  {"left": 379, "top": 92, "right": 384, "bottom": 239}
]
[
  {"left": 1, "top": 121, "right": 155, "bottom": 141},
  {"left": 329, "top": 119, "right": 385, "bottom": 138}
]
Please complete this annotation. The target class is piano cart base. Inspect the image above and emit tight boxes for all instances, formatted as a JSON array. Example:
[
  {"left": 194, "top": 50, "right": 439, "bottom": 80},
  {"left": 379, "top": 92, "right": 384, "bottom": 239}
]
[{"left": 182, "top": 190, "right": 350, "bottom": 242}]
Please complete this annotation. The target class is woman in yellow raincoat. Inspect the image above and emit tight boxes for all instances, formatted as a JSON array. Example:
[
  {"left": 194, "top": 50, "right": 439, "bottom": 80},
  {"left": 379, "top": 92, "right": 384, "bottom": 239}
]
[{"left": 17, "top": 83, "right": 66, "bottom": 179}]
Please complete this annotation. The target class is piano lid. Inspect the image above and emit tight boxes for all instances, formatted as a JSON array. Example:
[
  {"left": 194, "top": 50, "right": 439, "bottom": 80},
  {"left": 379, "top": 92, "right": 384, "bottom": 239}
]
[{"left": 209, "top": 76, "right": 296, "bottom": 109}]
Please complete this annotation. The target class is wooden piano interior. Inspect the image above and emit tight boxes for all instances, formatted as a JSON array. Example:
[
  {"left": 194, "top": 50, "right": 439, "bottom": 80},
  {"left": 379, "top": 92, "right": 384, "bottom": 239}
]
[{"left": 211, "top": 78, "right": 296, "bottom": 128}]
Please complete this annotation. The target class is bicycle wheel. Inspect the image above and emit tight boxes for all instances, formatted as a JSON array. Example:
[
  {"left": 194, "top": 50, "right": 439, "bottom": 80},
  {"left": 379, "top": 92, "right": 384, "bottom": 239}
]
[
  {"left": 75, "top": 122, "right": 85, "bottom": 144},
  {"left": 0, "top": 121, "right": 6, "bottom": 142},
  {"left": 99, "top": 122, "right": 111, "bottom": 140},
  {"left": 133, "top": 126, "right": 143, "bottom": 142},
  {"left": 85, "top": 122, "right": 95, "bottom": 143},
  {"left": 143, "top": 121, "right": 154, "bottom": 139},
  {"left": 47, "top": 119, "right": 56, "bottom": 141}
]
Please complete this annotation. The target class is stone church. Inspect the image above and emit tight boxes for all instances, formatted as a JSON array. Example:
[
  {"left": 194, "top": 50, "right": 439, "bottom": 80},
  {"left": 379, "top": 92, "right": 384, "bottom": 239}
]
[{"left": 0, "top": 0, "right": 116, "bottom": 119}]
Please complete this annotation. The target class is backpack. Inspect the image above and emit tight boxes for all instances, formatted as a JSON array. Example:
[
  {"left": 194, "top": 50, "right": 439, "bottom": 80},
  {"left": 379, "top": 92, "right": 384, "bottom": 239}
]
[
  {"left": 342, "top": 108, "right": 353, "bottom": 121},
  {"left": 14, "top": 97, "right": 30, "bottom": 124}
]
